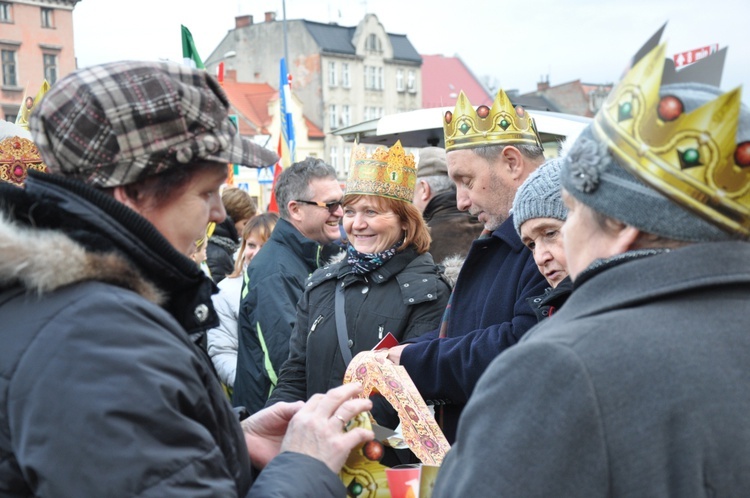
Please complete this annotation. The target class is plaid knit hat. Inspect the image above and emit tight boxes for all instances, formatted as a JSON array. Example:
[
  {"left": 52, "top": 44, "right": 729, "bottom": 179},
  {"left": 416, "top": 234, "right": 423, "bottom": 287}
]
[
  {"left": 29, "top": 61, "right": 278, "bottom": 188},
  {"left": 513, "top": 157, "right": 567, "bottom": 237}
]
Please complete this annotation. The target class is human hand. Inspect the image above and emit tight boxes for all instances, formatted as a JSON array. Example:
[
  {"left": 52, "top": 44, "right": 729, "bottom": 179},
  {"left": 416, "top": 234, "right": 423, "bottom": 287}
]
[
  {"left": 242, "top": 400, "right": 305, "bottom": 469},
  {"left": 386, "top": 344, "right": 408, "bottom": 365},
  {"left": 280, "top": 382, "right": 374, "bottom": 473}
]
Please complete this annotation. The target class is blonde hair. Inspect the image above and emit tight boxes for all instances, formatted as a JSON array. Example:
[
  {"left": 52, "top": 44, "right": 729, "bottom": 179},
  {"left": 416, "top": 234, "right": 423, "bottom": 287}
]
[
  {"left": 221, "top": 188, "right": 257, "bottom": 224},
  {"left": 227, "top": 212, "right": 279, "bottom": 278},
  {"left": 342, "top": 194, "right": 431, "bottom": 254}
]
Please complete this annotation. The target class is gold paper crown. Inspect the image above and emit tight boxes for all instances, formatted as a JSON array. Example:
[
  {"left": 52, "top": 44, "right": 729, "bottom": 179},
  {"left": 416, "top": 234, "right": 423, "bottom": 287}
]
[
  {"left": 0, "top": 136, "right": 48, "bottom": 187},
  {"left": 443, "top": 89, "right": 542, "bottom": 152},
  {"left": 593, "top": 42, "right": 750, "bottom": 236},
  {"left": 346, "top": 140, "right": 417, "bottom": 202}
]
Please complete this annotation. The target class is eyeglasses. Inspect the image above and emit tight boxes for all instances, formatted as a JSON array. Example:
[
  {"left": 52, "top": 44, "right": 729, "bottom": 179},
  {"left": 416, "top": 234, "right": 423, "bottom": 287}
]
[{"left": 294, "top": 199, "right": 343, "bottom": 214}]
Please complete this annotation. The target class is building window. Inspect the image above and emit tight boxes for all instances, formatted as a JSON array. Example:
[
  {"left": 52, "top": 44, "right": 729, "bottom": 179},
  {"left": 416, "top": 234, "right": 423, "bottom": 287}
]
[
  {"left": 41, "top": 7, "right": 54, "bottom": 28},
  {"left": 343, "top": 146, "right": 351, "bottom": 175},
  {"left": 43, "top": 54, "right": 58, "bottom": 84},
  {"left": 0, "top": 2, "right": 12, "bottom": 23},
  {"left": 365, "top": 66, "right": 383, "bottom": 91},
  {"left": 329, "top": 104, "right": 337, "bottom": 130},
  {"left": 396, "top": 69, "right": 404, "bottom": 92},
  {"left": 328, "top": 61, "right": 337, "bottom": 87},
  {"left": 366, "top": 34, "right": 382, "bottom": 54},
  {"left": 1, "top": 49, "right": 17, "bottom": 86},
  {"left": 364, "top": 106, "right": 384, "bottom": 121},
  {"left": 407, "top": 70, "right": 416, "bottom": 92},
  {"left": 330, "top": 146, "right": 339, "bottom": 171},
  {"left": 341, "top": 63, "right": 350, "bottom": 88},
  {"left": 341, "top": 105, "right": 350, "bottom": 127}
]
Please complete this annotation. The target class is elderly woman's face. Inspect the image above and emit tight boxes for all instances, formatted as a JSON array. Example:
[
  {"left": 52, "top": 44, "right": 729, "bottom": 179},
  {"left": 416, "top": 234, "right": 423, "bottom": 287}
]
[
  {"left": 343, "top": 197, "right": 405, "bottom": 254},
  {"left": 122, "top": 162, "right": 227, "bottom": 257},
  {"left": 561, "top": 190, "right": 624, "bottom": 281}
]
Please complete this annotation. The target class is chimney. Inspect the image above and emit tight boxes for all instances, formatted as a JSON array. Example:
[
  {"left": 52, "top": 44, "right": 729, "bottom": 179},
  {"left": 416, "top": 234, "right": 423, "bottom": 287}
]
[
  {"left": 235, "top": 15, "right": 253, "bottom": 29},
  {"left": 537, "top": 75, "right": 550, "bottom": 92},
  {"left": 265, "top": 11, "right": 276, "bottom": 22}
]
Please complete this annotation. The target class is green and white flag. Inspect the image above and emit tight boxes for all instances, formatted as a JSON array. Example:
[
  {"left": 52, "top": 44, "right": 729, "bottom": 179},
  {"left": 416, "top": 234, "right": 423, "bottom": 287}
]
[{"left": 181, "top": 25, "right": 205, "bottom": 69}]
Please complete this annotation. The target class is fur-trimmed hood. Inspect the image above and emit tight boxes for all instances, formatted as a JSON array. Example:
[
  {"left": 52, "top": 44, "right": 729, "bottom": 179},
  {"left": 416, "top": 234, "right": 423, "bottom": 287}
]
[
  {"left": 0, "top": 172, "right": 222, "bottom": 335},
  {"left": 0, "top": 214, "right": 164, "bottom": 304}
]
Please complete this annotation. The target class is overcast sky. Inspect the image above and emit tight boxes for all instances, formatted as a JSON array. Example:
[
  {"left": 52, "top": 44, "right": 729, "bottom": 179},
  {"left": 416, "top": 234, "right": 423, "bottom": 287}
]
[{"left": 73, "top": 0, "right": 749, "bottom": 103}]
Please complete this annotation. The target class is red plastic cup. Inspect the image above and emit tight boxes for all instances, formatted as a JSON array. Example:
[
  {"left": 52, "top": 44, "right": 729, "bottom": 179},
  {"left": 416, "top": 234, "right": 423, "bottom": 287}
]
[{"left": 386, "top": 465, "right": 421, "bottom": 498}]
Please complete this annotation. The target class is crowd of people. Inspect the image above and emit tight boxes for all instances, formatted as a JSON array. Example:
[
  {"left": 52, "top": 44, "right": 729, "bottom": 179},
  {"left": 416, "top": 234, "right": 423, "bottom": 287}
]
[{"left": 1, "top": 28, "right": 750, "bottom": 497}]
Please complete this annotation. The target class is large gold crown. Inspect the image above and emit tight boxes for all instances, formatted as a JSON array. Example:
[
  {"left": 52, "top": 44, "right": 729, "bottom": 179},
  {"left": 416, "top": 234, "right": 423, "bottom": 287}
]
[
  {"left": 593, "top": 42, "right": 750, "bottom": 236},
  {"left": 346, "top": 140, "right": 417, "bottom": 202},
  {"left": 443, "top": 89, "right": 542, "bottom": 152}
]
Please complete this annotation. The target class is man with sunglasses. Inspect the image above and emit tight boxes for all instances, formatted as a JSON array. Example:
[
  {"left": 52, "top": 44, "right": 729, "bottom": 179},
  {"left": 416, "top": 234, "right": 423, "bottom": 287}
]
[{"left": 234, "top": 157, "right": 344, "bottom": 414}]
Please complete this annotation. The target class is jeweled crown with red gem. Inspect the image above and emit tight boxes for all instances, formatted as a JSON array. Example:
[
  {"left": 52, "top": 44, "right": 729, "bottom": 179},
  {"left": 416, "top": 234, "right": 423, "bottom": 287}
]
[
  {"left": 443, "top": 89, "right": 542, "bottom": 152},
  {"left": 593, "top": 42, "right": 750, "bottom": 236},
  {"left": 0, "top": 136, "right": 48, "bottom": 187}
]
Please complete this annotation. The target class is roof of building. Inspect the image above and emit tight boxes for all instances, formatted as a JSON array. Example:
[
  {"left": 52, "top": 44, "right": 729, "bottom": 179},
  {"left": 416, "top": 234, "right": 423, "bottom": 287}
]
[
  {"left": 512, "top": 93, "right": 561, "bottom": 112},
  {"left": 220, "top": 74, "right": 322, "bottom": 140},
  {"left": 420, "top": 54, "right": 492, "bottom": 108},
  {"left": 302, "top": 20, "right": 421, "bottom": 63},
  {"left": 304, "top": 116, "right": 325, "bottom": 139},
  {"left": 518, "top": 79, "right": 613, "bottom": 117},
  {"left": 221, "top": 80, "right": 276, "bottom": 136}
]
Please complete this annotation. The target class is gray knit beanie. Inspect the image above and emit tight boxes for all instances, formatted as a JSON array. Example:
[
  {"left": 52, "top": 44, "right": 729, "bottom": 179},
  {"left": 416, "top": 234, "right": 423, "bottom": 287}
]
[
  {"left": 513, "top": 157, "right": 567, "bottom": 237},
  {"left": 561, "top": 82, "right": 748, "bottom": 243}
]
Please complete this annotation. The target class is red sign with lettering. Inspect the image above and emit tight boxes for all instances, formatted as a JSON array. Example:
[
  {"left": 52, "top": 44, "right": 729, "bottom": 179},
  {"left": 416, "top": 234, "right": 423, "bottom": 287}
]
[{"left": 673, "top": 44, "right": 719, "bottom": 68}]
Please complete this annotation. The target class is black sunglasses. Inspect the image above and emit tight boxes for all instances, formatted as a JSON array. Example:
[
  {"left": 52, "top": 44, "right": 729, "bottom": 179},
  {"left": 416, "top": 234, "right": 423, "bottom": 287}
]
[{"left": 294, "top": 199, "right": 343, "bottom": 214}]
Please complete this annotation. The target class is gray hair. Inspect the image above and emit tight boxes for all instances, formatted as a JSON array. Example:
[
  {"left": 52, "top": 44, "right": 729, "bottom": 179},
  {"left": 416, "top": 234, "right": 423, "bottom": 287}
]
[
  {"left": 420, "top": 174, "right": 454, "bottom": 194},
  {"left": 471, "top": 143, "right": 545, "bottom": 163},
  {"left": 274, "top": 157, "right": 337, "bottom": 219}
]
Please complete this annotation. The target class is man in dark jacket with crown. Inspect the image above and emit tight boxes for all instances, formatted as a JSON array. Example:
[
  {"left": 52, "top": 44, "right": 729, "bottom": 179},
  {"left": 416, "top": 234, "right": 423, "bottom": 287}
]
[{"left": 387, "top": 89, "right": 549, "bottom": 442}]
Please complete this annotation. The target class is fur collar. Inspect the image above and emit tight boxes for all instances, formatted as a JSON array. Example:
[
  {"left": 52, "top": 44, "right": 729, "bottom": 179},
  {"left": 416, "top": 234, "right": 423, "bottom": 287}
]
[{"left": 0, "top": 214, "right": 164, "bottom": 304}]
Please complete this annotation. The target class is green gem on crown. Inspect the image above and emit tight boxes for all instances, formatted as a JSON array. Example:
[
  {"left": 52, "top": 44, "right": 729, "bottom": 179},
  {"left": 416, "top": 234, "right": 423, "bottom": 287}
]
[
  {"left": 499, "top": 118, "right": 510, "bottom": 130},
  {"left": 618, "top": 102, "right": 633, "bottom": 122},
  {"left": 459, "top": 122, "right": 471, "bottom": 135},
  {"left": 678, "top": 148, "right": 702, "bottom": 169}
]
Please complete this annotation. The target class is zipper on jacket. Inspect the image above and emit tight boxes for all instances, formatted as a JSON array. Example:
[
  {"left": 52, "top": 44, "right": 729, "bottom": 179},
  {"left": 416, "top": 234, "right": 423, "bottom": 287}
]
[
  {"left": 378, "top": 325, "right": 384, "bottom": 340},
  {"left": 310, "top": 314, "right": 324, "bottom": 335}
]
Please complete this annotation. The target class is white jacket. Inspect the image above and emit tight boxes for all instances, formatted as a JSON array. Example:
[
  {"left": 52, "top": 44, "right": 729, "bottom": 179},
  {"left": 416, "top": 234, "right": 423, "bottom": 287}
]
[{"left": 208, "top": 275, "right": 242, "bottom": 387}]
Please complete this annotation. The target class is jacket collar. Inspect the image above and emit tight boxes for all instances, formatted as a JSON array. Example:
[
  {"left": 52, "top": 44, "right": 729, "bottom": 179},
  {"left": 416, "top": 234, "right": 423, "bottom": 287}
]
[
  {"left": 487, "top": 215, "right": 526, "bottom": 252},
  {"left": 1, "top": 173, "right": 219, "bottom": 335},
  {"left": 272, "top": 218, "right": 324, "bottom": 270},
  {"left": 422, "top": 189, "right": 458, "bottom": 222},
  {"left": 557, "top": 242, "right": 750, "bottom": 321}
]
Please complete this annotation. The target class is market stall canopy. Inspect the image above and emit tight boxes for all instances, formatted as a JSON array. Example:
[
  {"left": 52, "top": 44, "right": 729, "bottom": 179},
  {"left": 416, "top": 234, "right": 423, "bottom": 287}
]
[{"left": 332, "top": 107, "right": 592, "bottom": 152}]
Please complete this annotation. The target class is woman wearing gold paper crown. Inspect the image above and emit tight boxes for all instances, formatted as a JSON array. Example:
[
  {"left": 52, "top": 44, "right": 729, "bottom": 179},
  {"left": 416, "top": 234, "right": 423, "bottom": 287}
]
[
  {"left": 433, "top": 35, "right": 750, "bottom": 496},
  {"left": 267, "top": 140, "right": 451, "bottom": 429}
]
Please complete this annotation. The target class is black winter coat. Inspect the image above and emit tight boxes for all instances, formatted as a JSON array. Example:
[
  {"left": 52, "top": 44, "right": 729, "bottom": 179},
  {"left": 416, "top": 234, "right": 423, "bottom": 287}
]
[
  {"left": 267, "top": 247, "right": 451, "bottom": 426},
  {"left": 0, "top": 173, "right": 346, "bottom": 497},
  {"left": 234, "top": 218, "right": 324, "bottom": 414},
  {"left": 422, "top": 188, "right": 483, "bottom": 264},
  {"left": 207, "top": 217, "right": 239, "bottom": 283}
]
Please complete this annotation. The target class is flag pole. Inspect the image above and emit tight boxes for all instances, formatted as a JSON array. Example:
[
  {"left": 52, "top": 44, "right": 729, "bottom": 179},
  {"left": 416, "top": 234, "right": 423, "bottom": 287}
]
[{"left": 282, "top": 0, "right": 289, "bottom": 74}]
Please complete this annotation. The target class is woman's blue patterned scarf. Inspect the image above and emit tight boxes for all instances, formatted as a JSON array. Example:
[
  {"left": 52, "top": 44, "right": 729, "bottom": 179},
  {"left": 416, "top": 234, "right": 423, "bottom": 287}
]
[{"left": 346, "top": 237, "right": 404, "bottom": 275}]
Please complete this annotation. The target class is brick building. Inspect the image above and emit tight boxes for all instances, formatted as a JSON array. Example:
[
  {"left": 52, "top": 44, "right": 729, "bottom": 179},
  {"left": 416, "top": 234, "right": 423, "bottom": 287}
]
[{"left": 0, "top": 0, "right": 80, "bottom": 121}]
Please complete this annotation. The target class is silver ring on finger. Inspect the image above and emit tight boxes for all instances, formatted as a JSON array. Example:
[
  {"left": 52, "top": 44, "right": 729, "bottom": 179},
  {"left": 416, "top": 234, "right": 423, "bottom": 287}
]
[{"left": 334, "top": 413, "right": 347, "bottom": 430}]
